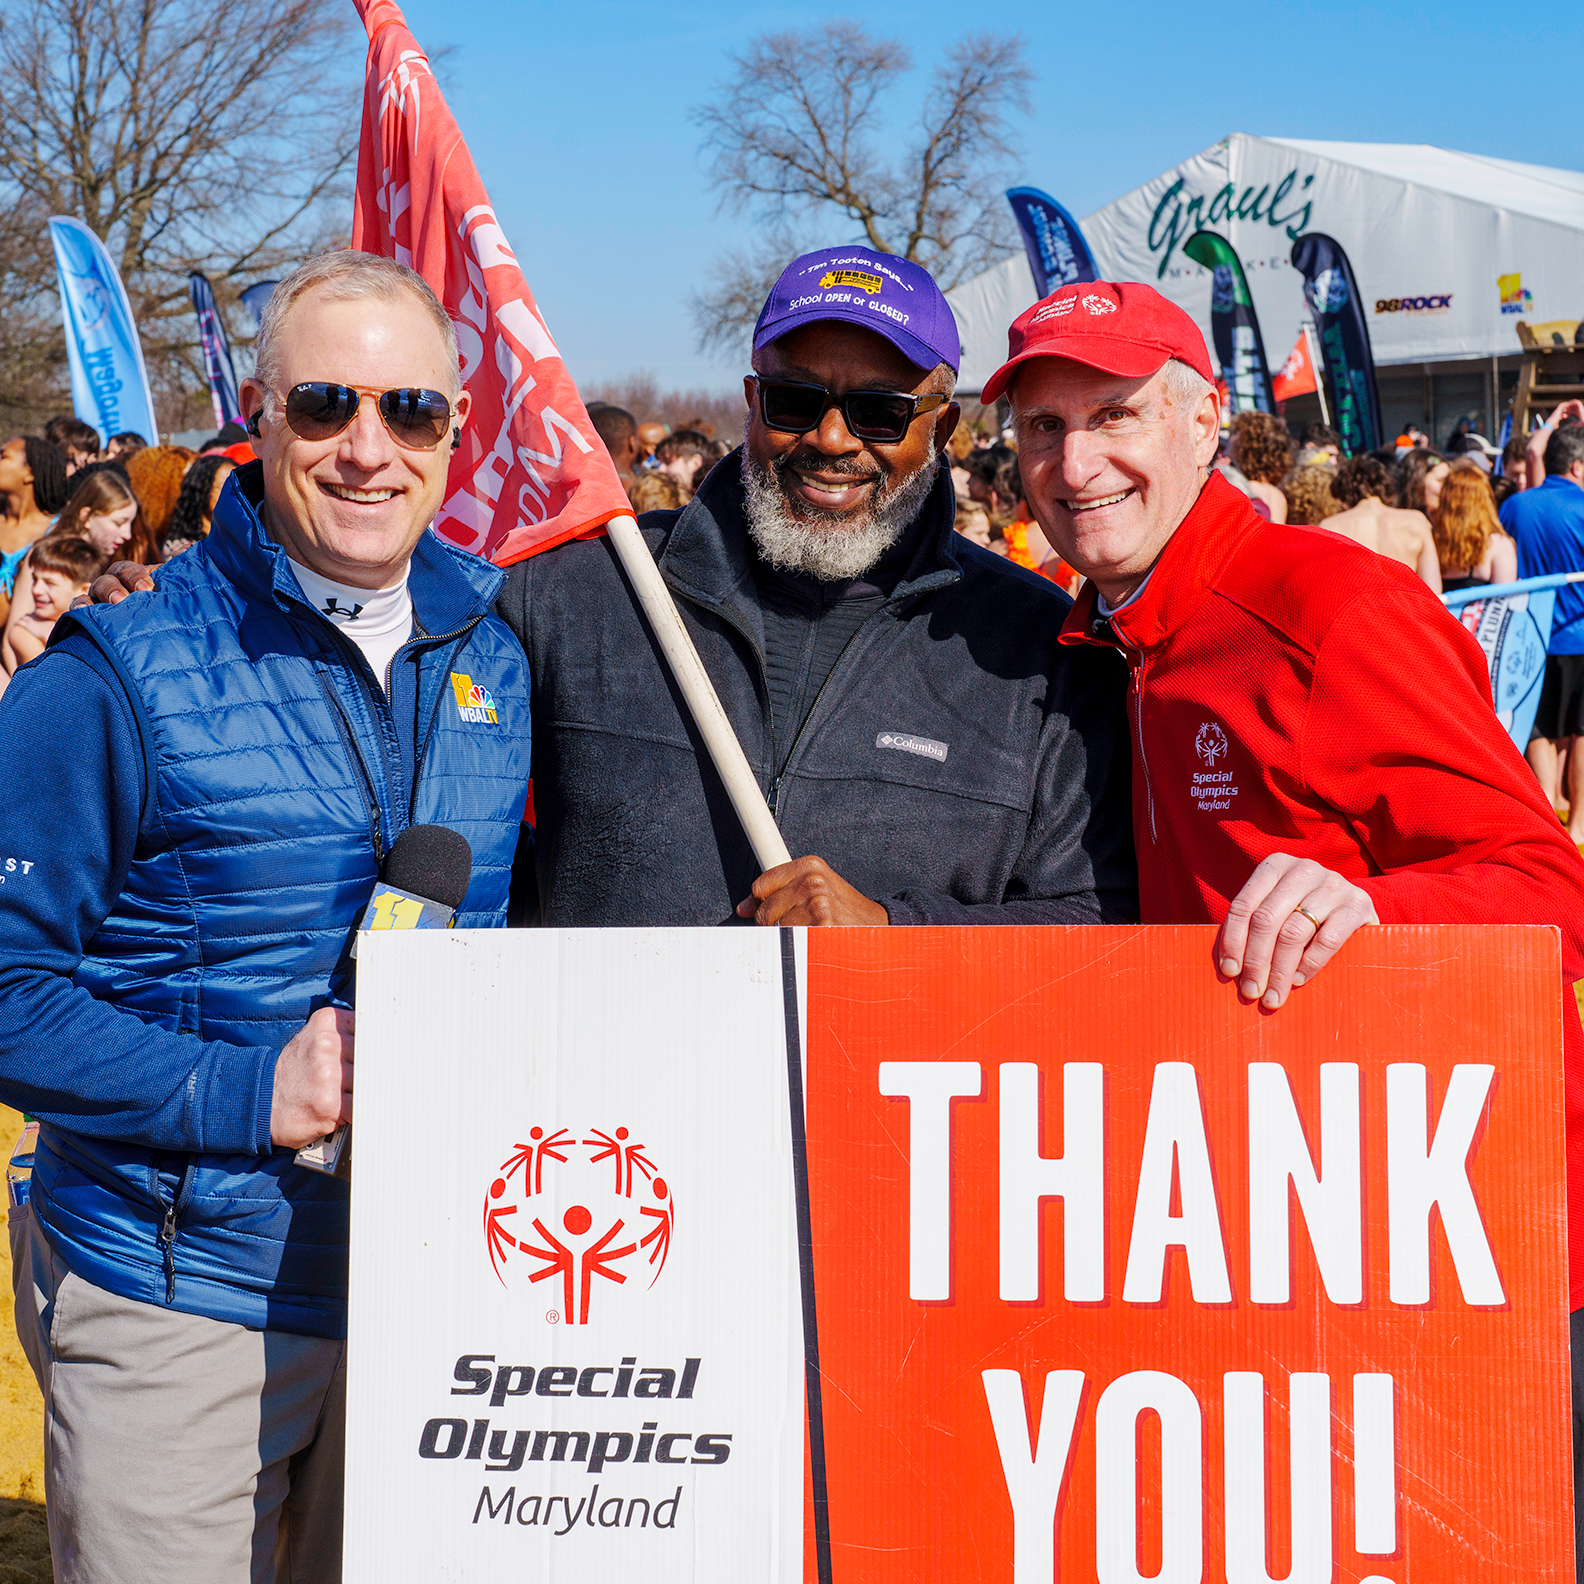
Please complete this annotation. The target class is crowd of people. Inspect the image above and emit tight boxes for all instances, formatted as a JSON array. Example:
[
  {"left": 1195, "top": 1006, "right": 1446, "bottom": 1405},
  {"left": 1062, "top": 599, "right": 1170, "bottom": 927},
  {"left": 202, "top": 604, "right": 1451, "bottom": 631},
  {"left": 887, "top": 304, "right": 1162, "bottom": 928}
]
[
  {"left": 0, "top": 417, "right": 252, "bottom": 692},
  {"left": 586, "top": 403, "right": 733, "bottom": 515}
]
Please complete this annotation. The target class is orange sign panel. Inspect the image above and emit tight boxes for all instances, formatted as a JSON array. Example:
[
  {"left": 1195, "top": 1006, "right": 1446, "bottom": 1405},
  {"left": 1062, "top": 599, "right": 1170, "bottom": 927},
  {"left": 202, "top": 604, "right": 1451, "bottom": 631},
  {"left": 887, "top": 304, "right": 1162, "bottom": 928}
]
[{"left": 803, "top": 925, "right": 1570, "bottom": 1582}]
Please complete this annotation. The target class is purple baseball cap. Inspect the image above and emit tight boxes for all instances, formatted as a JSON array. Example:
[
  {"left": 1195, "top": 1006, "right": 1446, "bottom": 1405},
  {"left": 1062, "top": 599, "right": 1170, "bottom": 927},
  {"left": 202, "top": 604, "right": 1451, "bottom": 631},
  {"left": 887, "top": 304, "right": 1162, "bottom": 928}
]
[{"left": 753, "top": 246, "right": 960, "bottom": 374}]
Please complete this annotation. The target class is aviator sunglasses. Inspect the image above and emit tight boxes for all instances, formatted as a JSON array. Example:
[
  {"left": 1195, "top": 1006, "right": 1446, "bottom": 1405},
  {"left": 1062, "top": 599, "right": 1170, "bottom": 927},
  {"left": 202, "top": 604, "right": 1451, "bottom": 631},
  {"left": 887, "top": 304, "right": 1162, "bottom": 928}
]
[
  {"left": 256, "top": 382, "right": 457, "bottom": 451},
  {"left": 751, "top": 376, "right": 946, "bottom": 444}
]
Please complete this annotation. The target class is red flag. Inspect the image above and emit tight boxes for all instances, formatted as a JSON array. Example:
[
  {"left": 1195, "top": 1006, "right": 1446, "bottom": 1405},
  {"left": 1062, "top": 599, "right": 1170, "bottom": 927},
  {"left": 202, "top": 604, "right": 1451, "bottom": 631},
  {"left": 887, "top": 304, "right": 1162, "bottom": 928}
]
[
  {"left": 1272, "top": 328, "right": 1318, "bottom": 402},
  {"left": 352, "top": 0, "right": 631, "bottom": 565}
]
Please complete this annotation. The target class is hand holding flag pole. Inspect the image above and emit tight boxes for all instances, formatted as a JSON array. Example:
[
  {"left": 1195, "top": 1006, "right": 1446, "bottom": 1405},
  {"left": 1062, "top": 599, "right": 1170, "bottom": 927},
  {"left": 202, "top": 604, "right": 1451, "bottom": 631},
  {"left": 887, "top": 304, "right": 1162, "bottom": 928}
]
[{"left": 351, "top": 0, "right": 789, "bottom": 871}]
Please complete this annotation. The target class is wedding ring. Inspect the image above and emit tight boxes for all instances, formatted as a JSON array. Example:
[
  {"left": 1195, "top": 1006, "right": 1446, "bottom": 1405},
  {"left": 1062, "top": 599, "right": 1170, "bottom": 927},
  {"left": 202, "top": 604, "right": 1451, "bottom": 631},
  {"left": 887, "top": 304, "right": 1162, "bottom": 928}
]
[{"left": 1293, "top": 905, "right": 1323, "bottom": 929}]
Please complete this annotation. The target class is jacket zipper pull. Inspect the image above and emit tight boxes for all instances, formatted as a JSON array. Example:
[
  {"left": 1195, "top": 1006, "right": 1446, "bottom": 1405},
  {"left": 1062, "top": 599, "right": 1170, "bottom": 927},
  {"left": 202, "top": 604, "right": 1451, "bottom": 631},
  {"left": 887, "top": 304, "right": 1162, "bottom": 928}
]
[{"left": 158, "top": 1202, "right": 178, "bottom": 1303}]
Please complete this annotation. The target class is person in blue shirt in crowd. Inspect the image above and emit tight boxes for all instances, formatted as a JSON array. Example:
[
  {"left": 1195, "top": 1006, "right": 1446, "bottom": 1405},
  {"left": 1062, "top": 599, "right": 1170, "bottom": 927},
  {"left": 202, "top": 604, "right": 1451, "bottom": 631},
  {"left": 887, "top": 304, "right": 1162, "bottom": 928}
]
[
  {"left": 0, "top": 251, "right": 530, "bottom": 1584},
  {"left": 1501, "top": 415, "right": 1584, "bottom": 838}
]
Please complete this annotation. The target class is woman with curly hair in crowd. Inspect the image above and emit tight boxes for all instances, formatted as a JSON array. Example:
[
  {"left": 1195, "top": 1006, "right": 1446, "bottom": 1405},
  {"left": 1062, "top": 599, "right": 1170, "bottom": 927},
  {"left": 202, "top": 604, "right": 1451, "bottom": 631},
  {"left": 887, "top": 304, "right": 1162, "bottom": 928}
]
[
  {"left": 1433, "top": 461, "right": 1517, "bottom": 591},
  {"left": 125, "top": 444, "right": 195, "bottom": 548},
  {"left": 0, "top": 436, "right": 68, "bottom": 627},
  {"left": 1228, "top": 411, "right": 1294, "bottom": 523},
  {"left": 161, "top": 453, "right": 237, "bottom": 558},
  {"left": 1397, "top": 446, "right": 1450, "bottom": 517},
  {"left": 1282, "top": 463, "right": 1340, "bottom": 525}
]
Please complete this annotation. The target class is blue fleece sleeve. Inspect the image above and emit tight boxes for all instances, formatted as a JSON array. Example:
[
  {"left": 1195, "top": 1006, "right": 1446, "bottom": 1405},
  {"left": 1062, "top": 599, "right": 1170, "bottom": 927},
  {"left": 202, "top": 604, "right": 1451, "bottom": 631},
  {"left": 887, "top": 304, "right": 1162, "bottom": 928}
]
[{"left": 0, "top": 634, "right": 279, "bottom": 1153}]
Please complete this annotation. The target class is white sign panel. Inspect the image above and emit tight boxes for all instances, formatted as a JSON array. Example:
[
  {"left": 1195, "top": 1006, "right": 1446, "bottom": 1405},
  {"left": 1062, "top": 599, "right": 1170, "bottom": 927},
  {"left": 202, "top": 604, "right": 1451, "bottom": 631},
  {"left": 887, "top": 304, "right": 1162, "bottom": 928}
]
[{"left": 344, "top": 930, "right": 805, "bottom": 1580}]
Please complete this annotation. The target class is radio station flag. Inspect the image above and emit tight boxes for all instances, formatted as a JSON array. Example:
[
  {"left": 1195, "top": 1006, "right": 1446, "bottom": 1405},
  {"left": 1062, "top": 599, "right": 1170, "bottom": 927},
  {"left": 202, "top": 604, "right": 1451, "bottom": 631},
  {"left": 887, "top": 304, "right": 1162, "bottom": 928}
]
[
  {"left": 1272, "top": 326, "right": 1319, "bottom": 402},
  {"left": 1004, "top": 186, "right": 1098, "bottom": 298},
  {"left": 352, "top": 0, "right": 631, "bottom": 564},
  {"left": 1182, "top": 230, "right": 1273, "bottom": 413},
  {"left": 188, "top": 271, "right": 241, "bottom": 429},
  {"left": 46, "top": 217, "right": 158, "bottom": 448},
  {"left": 1290, "top": 232, "right": 1382, "bottom": 455}
]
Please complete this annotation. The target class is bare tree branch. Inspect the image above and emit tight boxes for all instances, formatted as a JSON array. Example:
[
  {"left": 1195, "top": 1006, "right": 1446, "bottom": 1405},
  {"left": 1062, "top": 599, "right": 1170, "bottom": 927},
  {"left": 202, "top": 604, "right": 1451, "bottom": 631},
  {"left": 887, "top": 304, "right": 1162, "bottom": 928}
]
[
  {"left": 0, "top": 0, "right": 358, "bottom": 431},
  {"left": 690, "top": 22, "right": 1030, "bottom": 359}
]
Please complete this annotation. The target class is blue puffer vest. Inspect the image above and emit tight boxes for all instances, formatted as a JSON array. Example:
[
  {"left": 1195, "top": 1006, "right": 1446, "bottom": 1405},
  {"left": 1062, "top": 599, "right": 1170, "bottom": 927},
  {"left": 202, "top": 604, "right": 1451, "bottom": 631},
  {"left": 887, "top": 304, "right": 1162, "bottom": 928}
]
[{"left": 32, "top": 464, "right": 530, "bottom": 1337}]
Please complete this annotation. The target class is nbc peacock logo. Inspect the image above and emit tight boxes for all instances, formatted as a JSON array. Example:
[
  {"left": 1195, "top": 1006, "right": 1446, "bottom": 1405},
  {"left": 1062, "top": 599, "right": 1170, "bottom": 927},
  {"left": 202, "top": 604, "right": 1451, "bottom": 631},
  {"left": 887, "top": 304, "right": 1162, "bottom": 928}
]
[{"left": 450, "top": 672, "right": 498, "bottom": 725}]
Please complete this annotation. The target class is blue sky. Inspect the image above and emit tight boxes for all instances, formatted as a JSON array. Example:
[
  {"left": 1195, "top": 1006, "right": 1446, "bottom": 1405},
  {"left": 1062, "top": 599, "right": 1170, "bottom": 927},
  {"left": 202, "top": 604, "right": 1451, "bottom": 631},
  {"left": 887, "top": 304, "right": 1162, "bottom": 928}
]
[{"left": 396, "top": 0, "right": 1584, "bottom": 395}]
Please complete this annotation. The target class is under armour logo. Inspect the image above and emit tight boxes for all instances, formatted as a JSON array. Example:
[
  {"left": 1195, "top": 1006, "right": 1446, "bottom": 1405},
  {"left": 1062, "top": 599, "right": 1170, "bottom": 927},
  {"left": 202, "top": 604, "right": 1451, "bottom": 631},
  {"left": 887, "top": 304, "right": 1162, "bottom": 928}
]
[{"left": 322, "top": 597, "right": 364, "bottom": 619}]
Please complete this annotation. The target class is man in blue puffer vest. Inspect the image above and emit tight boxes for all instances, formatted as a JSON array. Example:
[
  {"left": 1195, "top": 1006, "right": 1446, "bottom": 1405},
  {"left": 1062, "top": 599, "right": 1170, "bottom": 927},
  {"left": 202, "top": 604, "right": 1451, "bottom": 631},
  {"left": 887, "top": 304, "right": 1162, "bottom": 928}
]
[{"left": 0, "top": 252, "right": 529, "bottom": 1582}]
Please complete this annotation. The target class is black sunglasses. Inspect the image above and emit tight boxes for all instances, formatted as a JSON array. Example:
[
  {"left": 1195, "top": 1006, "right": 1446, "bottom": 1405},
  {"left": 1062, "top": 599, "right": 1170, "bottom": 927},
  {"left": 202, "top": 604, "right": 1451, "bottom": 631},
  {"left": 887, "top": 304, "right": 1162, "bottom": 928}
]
[
  {"left": 752, "top": 376, "right": 946, "bottom": 444},
  {"left": 278, "top": 382, "right": 454, "bottom": 451}
]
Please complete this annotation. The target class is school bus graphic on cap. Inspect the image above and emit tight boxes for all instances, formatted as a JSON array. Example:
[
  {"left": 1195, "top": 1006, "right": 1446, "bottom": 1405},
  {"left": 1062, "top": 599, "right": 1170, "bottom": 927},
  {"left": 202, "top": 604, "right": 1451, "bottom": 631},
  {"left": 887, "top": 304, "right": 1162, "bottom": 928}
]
[
  {"left": 820, "top": 269, "right": 882, "bottom": 294},
  {"left": 450, "top": 672, "right": 498, "bottom": 725}
]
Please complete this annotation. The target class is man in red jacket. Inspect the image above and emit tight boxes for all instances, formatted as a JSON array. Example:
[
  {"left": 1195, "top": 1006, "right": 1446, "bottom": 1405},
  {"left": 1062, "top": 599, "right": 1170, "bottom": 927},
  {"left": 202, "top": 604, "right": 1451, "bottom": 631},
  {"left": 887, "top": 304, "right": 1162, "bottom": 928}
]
[{"left": 983, "top": 279, "right": 1584, "bottom": 1564}]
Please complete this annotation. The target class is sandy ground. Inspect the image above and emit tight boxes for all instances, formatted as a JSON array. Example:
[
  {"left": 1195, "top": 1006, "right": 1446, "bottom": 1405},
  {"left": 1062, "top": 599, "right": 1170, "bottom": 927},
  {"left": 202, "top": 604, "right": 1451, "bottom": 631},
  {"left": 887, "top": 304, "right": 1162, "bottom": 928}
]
[{"left": 0, "top": 1106, "right": 50, "bottom": 1580}]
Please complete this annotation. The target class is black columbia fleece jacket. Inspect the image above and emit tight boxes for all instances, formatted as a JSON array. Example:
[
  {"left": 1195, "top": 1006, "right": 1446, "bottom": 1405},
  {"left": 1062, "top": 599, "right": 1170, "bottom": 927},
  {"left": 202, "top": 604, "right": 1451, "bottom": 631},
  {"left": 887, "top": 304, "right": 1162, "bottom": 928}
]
[{"left": 496, "top": 452, "right": 1137, "bottom": 927}]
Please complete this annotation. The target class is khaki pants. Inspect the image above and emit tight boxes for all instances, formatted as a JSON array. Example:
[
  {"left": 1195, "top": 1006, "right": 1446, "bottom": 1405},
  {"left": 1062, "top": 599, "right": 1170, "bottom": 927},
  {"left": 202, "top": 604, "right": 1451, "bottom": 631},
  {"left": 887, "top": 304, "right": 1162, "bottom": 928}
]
[{"left": 11, "top": 1206, "right": 346, "bottom": 1584}]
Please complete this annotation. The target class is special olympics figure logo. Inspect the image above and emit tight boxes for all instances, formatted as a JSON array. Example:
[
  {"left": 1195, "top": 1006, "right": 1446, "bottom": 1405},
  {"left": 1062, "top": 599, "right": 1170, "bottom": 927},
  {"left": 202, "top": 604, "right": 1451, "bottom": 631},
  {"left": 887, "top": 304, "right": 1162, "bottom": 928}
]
[
  {"left": 482, "top": 1126, "right": 675, "bottom": 1325},
  {"left": 1195, "top": 721, "right": 1229, "bottom": 765}
]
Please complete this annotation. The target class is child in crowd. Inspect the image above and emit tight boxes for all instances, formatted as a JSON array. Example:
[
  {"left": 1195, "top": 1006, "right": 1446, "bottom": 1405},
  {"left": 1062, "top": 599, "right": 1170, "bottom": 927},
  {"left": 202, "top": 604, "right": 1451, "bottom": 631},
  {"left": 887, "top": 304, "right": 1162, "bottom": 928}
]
[{"left": 7, "top": 536, "right": 98, "bottom": 667}]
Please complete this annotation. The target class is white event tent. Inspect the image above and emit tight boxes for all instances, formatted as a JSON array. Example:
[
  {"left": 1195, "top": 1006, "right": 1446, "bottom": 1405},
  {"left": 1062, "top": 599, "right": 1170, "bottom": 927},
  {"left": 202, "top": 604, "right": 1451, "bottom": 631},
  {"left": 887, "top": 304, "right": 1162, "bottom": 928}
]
[{"left": 948, "top": 134, "right": 1584, "bottom": 442}]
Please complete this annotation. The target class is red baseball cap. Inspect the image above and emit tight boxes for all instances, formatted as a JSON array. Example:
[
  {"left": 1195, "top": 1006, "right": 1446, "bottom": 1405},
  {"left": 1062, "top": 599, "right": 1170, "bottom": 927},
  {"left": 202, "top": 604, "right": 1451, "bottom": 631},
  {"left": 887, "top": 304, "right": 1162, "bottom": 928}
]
[{"left": 979, "top": 280, "right": 1214, "bottom": 403}]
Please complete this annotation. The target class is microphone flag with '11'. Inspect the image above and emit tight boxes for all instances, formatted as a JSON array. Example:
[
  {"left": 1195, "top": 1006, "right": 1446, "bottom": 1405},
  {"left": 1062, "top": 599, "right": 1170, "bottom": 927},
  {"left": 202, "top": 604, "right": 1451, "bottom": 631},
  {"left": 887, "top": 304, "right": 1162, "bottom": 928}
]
[
  {"left": 351, "top": 0, "right": 632, "bottom": 567},
  {"left": 296, "top": 825, "right": 472, "bottom": 1177},
  {"left": 357, "top": 822, "right": 472, "bottom": 934}
]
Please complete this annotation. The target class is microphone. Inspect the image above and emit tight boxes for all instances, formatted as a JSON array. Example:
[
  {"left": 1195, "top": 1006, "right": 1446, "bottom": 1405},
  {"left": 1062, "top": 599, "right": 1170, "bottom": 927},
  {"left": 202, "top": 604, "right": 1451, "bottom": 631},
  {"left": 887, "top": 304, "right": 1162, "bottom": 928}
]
[
  {"left": 296, "top": 825, "right": 473, "bottom": 1177},
  {"left": 356, "top": 823, "right": 473, "bottom": 937}
]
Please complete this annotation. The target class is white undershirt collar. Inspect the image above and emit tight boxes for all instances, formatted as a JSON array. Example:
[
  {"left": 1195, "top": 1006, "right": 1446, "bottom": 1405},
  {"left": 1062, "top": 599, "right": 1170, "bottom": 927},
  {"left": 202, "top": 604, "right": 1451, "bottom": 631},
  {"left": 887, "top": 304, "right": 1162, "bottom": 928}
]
[{"left": 288, "top": 555, "right": 413, "bottom": 693}]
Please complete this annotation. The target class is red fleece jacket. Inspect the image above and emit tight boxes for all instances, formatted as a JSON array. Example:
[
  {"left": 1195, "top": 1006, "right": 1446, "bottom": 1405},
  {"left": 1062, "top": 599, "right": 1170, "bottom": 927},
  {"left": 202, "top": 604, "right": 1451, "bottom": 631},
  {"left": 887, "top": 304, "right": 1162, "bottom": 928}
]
[{"left": 1062, "top": 472, "right": 1584, "bottom": 1307}]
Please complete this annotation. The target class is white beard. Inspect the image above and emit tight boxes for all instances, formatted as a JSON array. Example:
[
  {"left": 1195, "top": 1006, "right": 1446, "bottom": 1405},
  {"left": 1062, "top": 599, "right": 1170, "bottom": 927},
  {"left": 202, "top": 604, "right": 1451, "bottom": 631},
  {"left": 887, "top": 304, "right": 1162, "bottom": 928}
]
[{"left": 740, "top": 431, "right": 940, "bottom": 582}]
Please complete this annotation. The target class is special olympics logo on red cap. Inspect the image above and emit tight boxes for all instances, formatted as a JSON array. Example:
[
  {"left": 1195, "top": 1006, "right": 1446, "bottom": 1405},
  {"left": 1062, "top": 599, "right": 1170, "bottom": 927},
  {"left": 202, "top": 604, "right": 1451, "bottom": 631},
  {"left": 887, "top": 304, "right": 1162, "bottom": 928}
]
[
  {"left": 1080, "top": 293, "right": 1118, "bottom": 316},
  {"left": 482, "top": 1126, "right": 675, "bottom": 1325}
]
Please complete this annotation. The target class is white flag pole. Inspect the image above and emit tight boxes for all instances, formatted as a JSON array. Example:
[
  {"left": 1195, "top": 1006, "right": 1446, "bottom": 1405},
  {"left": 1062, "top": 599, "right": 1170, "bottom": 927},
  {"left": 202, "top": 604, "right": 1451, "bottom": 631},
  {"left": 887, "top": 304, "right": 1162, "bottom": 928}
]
[
  {"left": 1303, "top": 322, "right": 1331, "bottom": 429},
  {"left": 605, "top": 514, "right": 792, "bottom": 872}
]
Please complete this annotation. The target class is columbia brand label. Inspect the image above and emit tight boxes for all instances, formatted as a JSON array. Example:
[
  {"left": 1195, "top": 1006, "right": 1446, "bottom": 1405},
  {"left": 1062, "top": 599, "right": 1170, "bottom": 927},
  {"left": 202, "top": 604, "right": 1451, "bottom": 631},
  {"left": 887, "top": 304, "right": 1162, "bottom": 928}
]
[
  {"left": 450, "top": 672, "right": 498, "bottom": 725},
  {"left": 877, "top": 731, "right": 948, "bottom": 764}
]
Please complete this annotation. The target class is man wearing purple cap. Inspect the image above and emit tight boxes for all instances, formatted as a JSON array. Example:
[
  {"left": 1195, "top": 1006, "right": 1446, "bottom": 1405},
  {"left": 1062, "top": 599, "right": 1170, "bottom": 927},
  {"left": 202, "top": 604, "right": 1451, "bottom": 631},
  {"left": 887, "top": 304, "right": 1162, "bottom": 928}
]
[{"left": 493, "top": 245, "right": 1137, "bottom": 928}]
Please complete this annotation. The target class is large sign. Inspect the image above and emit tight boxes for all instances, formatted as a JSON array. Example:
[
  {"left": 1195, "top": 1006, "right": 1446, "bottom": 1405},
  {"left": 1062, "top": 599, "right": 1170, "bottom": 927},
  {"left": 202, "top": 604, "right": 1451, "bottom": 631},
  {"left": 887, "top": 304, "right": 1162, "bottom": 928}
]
[
  {"left": 344, "top": 930, "right": 805, "bottom": 1579},
  {"left": 347, "top": 926, "right": 1570, "bottom": 1580}
]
